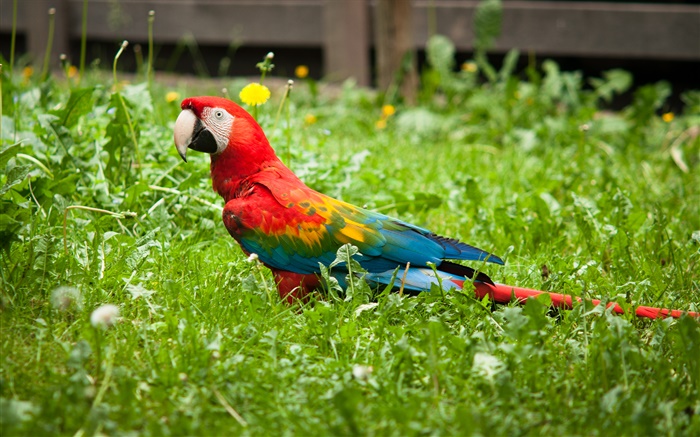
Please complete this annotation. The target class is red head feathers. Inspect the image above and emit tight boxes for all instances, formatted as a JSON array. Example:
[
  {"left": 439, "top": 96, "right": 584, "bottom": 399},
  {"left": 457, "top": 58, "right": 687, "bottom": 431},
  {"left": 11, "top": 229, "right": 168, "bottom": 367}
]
[{"left": 174, "top": 96, "right": 289, "bottom": 199}]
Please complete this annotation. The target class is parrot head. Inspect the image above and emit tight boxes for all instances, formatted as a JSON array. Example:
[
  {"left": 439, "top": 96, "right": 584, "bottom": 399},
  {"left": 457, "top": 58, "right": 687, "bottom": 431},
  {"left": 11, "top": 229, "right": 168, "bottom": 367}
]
[
  {"left": 173, "top": 96, "right": 273, "bottom": 163},
  {"left": 173, "top": 96, "right": 285, "bottom": 199}
]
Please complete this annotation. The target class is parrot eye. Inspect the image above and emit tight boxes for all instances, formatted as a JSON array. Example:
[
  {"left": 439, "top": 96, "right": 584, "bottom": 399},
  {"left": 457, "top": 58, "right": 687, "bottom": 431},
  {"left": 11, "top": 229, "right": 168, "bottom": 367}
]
[{"left": 214, "top": 110, "right": 224, "bottom": 119}]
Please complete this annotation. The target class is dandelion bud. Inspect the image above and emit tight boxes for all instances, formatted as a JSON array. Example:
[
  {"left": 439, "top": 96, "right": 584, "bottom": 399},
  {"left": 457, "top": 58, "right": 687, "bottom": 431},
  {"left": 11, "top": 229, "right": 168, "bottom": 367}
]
[
  {"left": 90, "top": 304, "right": 120, "bottom": 329},
  {"left": 266, "top": 52, "right": 274, "bottom": 60}
]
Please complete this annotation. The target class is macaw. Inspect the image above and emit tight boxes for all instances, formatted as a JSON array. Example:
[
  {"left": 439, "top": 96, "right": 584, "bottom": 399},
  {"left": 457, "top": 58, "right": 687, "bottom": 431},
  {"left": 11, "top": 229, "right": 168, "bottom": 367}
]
[{"left": 174, "top": 96, "right": 503, "bottom": 303}]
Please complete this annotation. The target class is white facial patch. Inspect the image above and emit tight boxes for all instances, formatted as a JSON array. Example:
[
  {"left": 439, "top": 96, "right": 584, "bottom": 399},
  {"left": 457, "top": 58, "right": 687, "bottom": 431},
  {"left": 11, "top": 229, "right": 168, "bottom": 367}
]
[{"left": 201, "top": 107, "right": 235, "bottom": 154}]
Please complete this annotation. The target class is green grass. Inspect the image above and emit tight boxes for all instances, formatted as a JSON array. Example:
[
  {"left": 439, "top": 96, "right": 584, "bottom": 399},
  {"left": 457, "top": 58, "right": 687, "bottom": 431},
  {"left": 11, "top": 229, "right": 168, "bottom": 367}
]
[{"left": 1, "top": 43, "right": 700, "bottom": 435}]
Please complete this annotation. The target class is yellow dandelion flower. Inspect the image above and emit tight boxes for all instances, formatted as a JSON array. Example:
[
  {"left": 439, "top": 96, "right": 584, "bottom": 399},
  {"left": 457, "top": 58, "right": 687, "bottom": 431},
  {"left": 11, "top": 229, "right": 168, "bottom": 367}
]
[
  {"left": 304, "top": 114, "right": 318, "bottom": 125},
  {"left": 23, "top": 66, "right": 34, "bottom": 81},
  {"left": 461, "top": 62, "right": 478, "bottom": 73},
  {"left": 67, "top": 65, "right": 78, "bottom": 78},
  {"left": 295, "top": 65, "right": 309, "bottom": 79},
  {"left": 662, "top": 112, "right": 674, "bottom": 123},
  {"left": 165, "top": 91, "right": 181, "bottom": 103},
  {"left": 381, "top": 104, "right": 396, "bottom": 118},
  {"left": 239, "top": 83, "right": 271, "bottom": 106},
  {"left": 375, "top": 119, "right": 387, "bottom": 130}
]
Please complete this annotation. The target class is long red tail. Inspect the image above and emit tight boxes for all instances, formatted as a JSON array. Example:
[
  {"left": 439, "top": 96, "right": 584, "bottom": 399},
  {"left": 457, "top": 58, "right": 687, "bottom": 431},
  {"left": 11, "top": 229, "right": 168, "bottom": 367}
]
[{"left": 473, "top": 282, "right": 699, "bottom": 320}]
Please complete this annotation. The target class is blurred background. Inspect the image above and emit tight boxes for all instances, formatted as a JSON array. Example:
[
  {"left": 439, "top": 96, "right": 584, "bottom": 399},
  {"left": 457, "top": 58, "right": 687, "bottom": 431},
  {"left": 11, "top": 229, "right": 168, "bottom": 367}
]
[{"left": 1, "top": 0, "right": 698, "bottom": 107}]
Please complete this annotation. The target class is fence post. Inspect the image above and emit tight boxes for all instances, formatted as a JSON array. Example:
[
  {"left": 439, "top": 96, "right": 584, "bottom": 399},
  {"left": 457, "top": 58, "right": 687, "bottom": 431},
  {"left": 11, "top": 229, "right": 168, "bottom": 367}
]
[
  {"left": 374, "top": 0, "right": 418, "bottom": 103},
  {"left": 323, "top": 0, "right": 370, "bottom": 86}
]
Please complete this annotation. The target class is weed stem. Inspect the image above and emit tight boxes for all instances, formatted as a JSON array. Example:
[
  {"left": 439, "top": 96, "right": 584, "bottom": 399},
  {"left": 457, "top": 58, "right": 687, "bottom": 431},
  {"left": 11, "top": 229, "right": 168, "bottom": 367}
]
[
  {"left": 213, "top": 387, "right": 248, "bottom": 427},
  {"left": 10, "top": 0, "right": 17, "bottom": 72},
  {"left": 274, "top": 80, "right": 294, "bottom": 165},
  {"left": 113, "top": 41, "right": 141, "bottom": 172},
  {"left": 113, "top": 40, "right": 129, "bottom": 87},
  {"left": 41, "top": 8, "right": 56, "bottom": 81}
]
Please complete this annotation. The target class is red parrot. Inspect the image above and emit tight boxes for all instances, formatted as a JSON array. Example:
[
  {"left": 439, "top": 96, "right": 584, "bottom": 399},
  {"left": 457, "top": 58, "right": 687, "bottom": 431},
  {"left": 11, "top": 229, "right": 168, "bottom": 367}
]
[
  {"left": 173, "top": 96, "right": 698, "bottom": 320},
  {"left": 173, "top": 96, "right": 503, "bottom": 303}
]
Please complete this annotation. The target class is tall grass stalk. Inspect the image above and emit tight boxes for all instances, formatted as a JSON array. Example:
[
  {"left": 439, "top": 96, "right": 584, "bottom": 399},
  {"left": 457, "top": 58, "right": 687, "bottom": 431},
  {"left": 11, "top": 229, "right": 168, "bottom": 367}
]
[
  {"left": 147, "top": 10, "right": 155, "bottom": 88},
  {"left": 79, "top": 0, "right": 88, "bottom": 84},
  {"left": 112, "top": 41, "right": 128, "bottom": 89},
  {"left": 113, "top": 40, "right": 141, "bottom": 171},
  {"left": 133, "top": 44, "right": 143, "bottom": 75},
  {"left": 274, "top": 80, "right": 294, "bottom": 165},
  {"left": 285, "top": 84, "right": 292, "bottom": 166},
  {"left": 41, "top": 8, "right": 56, "bottom": 80},
  {"left": 59, "top": 54, "right": 69, "bottom": 82},
  {"left": 10, "top": 0, "right": 18, "bottom": 72}
]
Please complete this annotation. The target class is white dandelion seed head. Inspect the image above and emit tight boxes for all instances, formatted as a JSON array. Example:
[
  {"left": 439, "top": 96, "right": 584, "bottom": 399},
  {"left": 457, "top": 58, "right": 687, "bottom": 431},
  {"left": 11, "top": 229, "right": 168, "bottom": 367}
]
[
  {"left": 472, "top": 352, "right": 505, "bottom": 381},
  {"left": 90, "top": 304, "right": 120, "bottom": 329},
  {"left": 246, "top": 253, "right": 259, "bottom": 263},
  {"left": 51, "top": 286, "right": 82, "bottom": 311},
  {"left": 352, "top": 364, "right": 374, "bottom": 380}
]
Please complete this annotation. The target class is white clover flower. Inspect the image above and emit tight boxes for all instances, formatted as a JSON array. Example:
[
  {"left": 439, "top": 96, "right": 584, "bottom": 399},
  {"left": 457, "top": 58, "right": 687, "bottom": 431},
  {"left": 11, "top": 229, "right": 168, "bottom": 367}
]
[
  {"left": 352, "top": 364, "right": 374, "bottom": 381},
  {"left": 246, "top": 253, "right": 259, "bottom": 263},
  {"left": 90, "top": 304, "right": 120, "bottom": 329}
]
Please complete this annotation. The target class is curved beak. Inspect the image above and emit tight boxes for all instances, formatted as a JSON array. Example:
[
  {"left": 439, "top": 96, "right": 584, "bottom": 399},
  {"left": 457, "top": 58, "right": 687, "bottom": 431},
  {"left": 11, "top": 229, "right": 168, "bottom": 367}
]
[{"left": 173, "top": 109, "right": 218, "bottom": 162}]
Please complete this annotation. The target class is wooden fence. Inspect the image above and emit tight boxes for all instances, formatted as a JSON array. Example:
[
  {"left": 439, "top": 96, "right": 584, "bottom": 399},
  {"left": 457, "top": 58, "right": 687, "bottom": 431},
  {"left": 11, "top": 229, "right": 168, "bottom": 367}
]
[{"left": 2, "top": 0, "right": 699, "bottom": 85}]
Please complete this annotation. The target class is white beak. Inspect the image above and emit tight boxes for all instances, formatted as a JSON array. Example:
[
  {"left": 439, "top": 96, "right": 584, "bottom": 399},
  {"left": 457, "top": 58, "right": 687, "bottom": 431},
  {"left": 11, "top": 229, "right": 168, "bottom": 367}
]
[{"left": 174, "top": 109, "right": 197, "bottom": 162}]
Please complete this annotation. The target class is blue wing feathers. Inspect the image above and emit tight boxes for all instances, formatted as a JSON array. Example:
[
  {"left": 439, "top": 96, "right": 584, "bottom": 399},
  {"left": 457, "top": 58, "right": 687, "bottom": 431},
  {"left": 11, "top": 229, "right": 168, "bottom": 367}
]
[
  {"left": 233, "top": 185, "right": 503, "bottom": 287},
  {"left": 381, "top": 229, "right": 444, "bottom": 266},
  {"left": 378, "top": 216, "right": 504, "bottom": 265}
]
